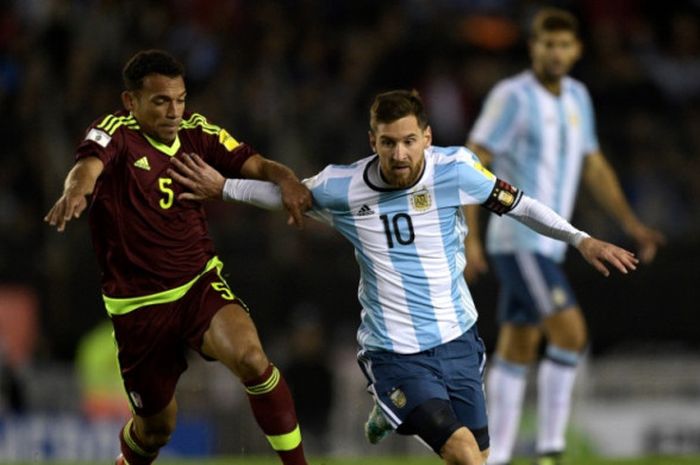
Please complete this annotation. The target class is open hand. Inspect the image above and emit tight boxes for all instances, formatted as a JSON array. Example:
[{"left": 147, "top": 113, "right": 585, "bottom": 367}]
[
  {"left": 577, "top": 237, "right": 638, "bottom": 277},
  {"left": 44, "top": 192, "right": 88, "bottom": 232},
  {"left": 168, "top": 153, "right": 225, "bottom": 201},
  {"left": 626, "top": 222, "right": 665, "bottom": 264}
]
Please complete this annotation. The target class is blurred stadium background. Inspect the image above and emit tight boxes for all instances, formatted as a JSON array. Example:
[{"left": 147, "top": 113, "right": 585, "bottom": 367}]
[{"left": 1, "top": 0, "right": 699, "bottom": 462}]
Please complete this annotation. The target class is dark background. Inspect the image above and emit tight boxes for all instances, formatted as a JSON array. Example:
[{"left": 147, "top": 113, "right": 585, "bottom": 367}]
[{"left": 1, "top": 0, "right": 699, "bottom": 365}]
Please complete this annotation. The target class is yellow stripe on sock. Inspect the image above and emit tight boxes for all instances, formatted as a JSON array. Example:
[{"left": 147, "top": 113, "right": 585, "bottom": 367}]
[
  {"left": 266, "top": 424, "right": 302, "bottom": 451},
  {"left": 123, "top": 419, "right": 158, "bottom": 458},
  {"left": 245, "top": 366, "right": 280, "bottom": 395}
]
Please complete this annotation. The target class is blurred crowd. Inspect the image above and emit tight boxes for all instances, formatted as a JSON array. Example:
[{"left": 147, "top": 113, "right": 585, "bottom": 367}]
[{"left": 0, "top": 0, "right": 699, "bottom": 370}]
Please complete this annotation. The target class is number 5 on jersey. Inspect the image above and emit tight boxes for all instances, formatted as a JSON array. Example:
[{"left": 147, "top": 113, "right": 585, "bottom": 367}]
[{"left": 158, "top": 177, "right": 174, "bottom": 209}]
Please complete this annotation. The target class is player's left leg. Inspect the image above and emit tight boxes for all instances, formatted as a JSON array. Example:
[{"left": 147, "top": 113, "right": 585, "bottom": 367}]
[
  {"left": 201, "top": 302, "right": 307, "bottom": 465},
  {"left": 537, "top": 306, "right": 587, "bottom": 463},
  {"left": 402, "top": 399, "right": 487, "bottom": 465},
  {"left": 441, "top": 427, "right": 488, "bottom": 465},
  {"left": 365, "top": 401, "right": 392, "bottom": 444},
  {"left": 441, "top": 326, "right": 490, "bottom": 464}
]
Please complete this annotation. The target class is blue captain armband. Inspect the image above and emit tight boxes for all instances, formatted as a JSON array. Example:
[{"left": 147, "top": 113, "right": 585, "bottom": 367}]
[{"left": 483, "top": 178, "right": 522, "bottom": 215}]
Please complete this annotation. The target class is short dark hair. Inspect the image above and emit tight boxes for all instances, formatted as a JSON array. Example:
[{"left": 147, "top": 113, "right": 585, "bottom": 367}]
[
  {"left": 530, "top": 8, "right": 579, "bottom": 38},
  {"left": 369, "top": 89, "right": 429, "bottom": 132},
  {"left": 122, "top": 49, "right": 185, "bottom": 91}
]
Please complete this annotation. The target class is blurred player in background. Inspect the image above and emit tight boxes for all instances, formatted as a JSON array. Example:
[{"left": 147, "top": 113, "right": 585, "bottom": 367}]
[
  {"left": 167, "top": 90, "right": 639, "bottom": 465},
  {"left": 44, "top": 49, "right": 312, "bottom": 465},
  {"left": 464, "top": 8, "right": 665, "bottom": 465}
]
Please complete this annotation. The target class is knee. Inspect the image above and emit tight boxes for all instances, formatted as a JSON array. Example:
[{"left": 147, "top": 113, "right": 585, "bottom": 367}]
[
  {"left": 234, "top": 344, "right": 269, "bottom": 380},
  {"left": 498, "top": 336, "right": 539, "bottom": 364},
  {"left": 549, "top": 325, "right": 587, "bottom": 351},
  {"left": 440, "top": 428, "right": 481, "bottom": 465}
]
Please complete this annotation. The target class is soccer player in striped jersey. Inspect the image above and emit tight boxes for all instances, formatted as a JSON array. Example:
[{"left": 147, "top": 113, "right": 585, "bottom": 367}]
[
  {"left": 44, "top": 50, "right": 312, "bottom": 465},
  {"left": 167, "top": 90, "right": 638, "bottom": 465},
  {"left": 465, "top": 9, "right": 665, "bottom": 465}
]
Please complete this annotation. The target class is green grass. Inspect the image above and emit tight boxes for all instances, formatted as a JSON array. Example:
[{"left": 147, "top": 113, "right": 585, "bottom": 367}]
[{"left": 6, "top": 456, "right": 700, "bottom": 465}]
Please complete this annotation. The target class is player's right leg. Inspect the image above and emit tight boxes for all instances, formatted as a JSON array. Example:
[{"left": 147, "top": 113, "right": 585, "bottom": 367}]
[
  {"left": 110, "top": 297, "right": 192, "bottom": 465},
  {"left": 487, "top": 324, "right": 541, "bottom": 465},
  {"left": 117, "top": 398, "right": 178, "bottom": 464},
  {"left": 487, "top": 253, "right": 547, "bottom": 465}
]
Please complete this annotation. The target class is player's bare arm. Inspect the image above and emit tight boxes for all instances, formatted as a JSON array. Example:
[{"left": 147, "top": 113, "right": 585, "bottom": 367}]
[
  {"left": 240, "top": 154, "right": 312, "bottom": 228},
  {"left": 576, "top": 236, "right": 638, "bottom": 277},
  {"left": 462, "top": 142, "right": 494, "bottom": 283},
  {"left": 44, "top": 156, "right": 104, "bottom": 232},
  {"left": 169, "top": 153, "right": 225, "bottom": 201},
  {"left": 463, "top": 204, "right": 488, "bottom": 283},
  {"left": 465, "top": 142, "right": 494, "bottom": 166},
  {"left": 583, "top": 151, "right": 666, "bottom": 262}
]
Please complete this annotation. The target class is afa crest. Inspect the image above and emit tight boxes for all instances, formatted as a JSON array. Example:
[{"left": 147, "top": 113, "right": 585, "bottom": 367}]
[
  {"left": 410, "top": 188, "right": 431, "bottom": 212},
  {"left": 389, "top": 388, "right": 407, "bottom": 408}
]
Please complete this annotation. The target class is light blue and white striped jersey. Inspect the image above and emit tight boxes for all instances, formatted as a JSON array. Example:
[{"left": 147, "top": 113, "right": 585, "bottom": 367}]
[
  {"left": 470, "top": 70, "right": 599, "bottom": 261},
  {"left": 304, "top": 146, "right": 496, "bottom": 354}
]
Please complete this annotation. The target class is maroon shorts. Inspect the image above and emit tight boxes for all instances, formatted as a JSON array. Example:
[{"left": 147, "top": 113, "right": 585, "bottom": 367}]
[{"left": 110, "top": 269, "right": 246, "bottom": 416}]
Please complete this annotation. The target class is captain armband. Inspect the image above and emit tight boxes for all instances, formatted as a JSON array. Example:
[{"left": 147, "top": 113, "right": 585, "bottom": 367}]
[{"left": 482, "top": 178, "right": 523, "bottom": 215}]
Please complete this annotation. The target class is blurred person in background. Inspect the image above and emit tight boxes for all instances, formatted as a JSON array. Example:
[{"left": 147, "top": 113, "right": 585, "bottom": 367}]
[
  {"left": 464, "top": 8, "right": 665, "bottom": 465},
  {"left": 166, "top": 89, "right": 639, "bottom": 465},
  {"left": 44, "top": 49, "right": 312, "bottom": 465},
  {"left": 283, "top": 304, "right": 334, "bottom": 455}
]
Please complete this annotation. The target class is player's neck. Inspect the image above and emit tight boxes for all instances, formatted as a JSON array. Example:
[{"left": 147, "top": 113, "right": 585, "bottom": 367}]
[{"left": 532, "top": 70, "right": 563, "bottom": 96}]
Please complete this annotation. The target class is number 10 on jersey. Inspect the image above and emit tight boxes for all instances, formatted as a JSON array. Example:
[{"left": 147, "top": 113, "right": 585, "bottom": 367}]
[{"left": 380, "top": 213, "right": 415, "bottom": 248}]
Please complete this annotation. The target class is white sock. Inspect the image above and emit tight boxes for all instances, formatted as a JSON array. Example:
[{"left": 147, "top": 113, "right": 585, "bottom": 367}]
[
  {"left": 536, "top": 346, "right": 580, "bottom": 454},
  {"left": 486, "top": 357, "right": 528, "bottom": 464}
]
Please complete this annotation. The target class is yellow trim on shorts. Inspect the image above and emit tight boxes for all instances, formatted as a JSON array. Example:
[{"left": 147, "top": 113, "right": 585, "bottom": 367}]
[
  {"left": 103, "top": 256, "right": 223, "bottom": 316},
  {"left": 266, "top": 424, "right": 302, "bottom": 451}
]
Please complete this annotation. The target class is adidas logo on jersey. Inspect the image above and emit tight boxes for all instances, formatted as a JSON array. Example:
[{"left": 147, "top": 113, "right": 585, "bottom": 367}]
[
  {"left": 356, "top": 204, "right": 375, "bottom": 216},
  {"left": 133, "top": 156, "right": 151, "bottom": 171}
]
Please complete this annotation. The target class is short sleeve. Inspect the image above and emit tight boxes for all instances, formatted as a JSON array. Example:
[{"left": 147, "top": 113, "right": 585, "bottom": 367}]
[
  {"left": 199, "top": 120, "right": 256, "bottom": 178},
  {"left": 455, "top": 148, "right": 497, "bottom": 205},
  {"left": 75, "top": 114, "right": 122, "bottom": 166},
  {"left": 469, "top": 81, "right": 523, "bottom": 155}
]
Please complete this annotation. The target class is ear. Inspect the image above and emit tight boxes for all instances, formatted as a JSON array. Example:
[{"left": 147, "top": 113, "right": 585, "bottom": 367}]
[
  {"left": 368, "top": 130, "right": 376, "bottom": 152},
  {"left": 424, "top": 125, "right": 432, "bottom": 146},
  {"left": 121, "top": 90, "right": 135, "bottom": 112}
]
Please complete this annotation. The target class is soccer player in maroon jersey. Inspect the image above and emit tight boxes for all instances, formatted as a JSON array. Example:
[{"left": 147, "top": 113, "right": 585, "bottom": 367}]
[{"left": 44, "top": 50, "right": 312, "bottom": 465}]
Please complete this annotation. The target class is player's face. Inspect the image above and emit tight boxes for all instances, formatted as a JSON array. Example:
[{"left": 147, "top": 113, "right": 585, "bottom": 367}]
[
  {"left": 122, "top": 74, "right": 186, "bottom": 144},
  {"left": 530, "top": 30, "right": 581, "bottom": 82},
  {"left": 370, "top": 115, "right": 431, "bottom": 188}
]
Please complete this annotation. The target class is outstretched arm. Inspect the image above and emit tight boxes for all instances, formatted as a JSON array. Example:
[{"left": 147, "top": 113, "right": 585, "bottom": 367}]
[
  {"left": 169, "top": 153, "right": 308, "bottom": 224},
  {"left": 44, "top": 156, "right": 104, "bottom": 232},
  {"left": 240, "top": 154, "right": 311, "bottom": 228},
  {"left": 168, "top": 153, "right": 283, "bottom": 209},
  {"left": 508, "top": 194, "right": 638, "bottom": 277},
  {"left": 583, "top": 151, "right": 665, "bottom": 262}
]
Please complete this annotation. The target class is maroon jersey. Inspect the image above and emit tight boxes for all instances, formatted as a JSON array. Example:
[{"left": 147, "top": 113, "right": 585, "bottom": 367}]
[{"left": 76, "top": 110, "right": 254, "bottom": 298}]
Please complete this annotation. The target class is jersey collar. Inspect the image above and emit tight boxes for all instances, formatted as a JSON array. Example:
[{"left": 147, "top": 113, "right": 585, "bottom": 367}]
[
  {"left": 142, "top": 132, "right": 181, "bottom": 157},
  {"left": 363, "top": 151, "right": 428, "bottom": 193}
]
